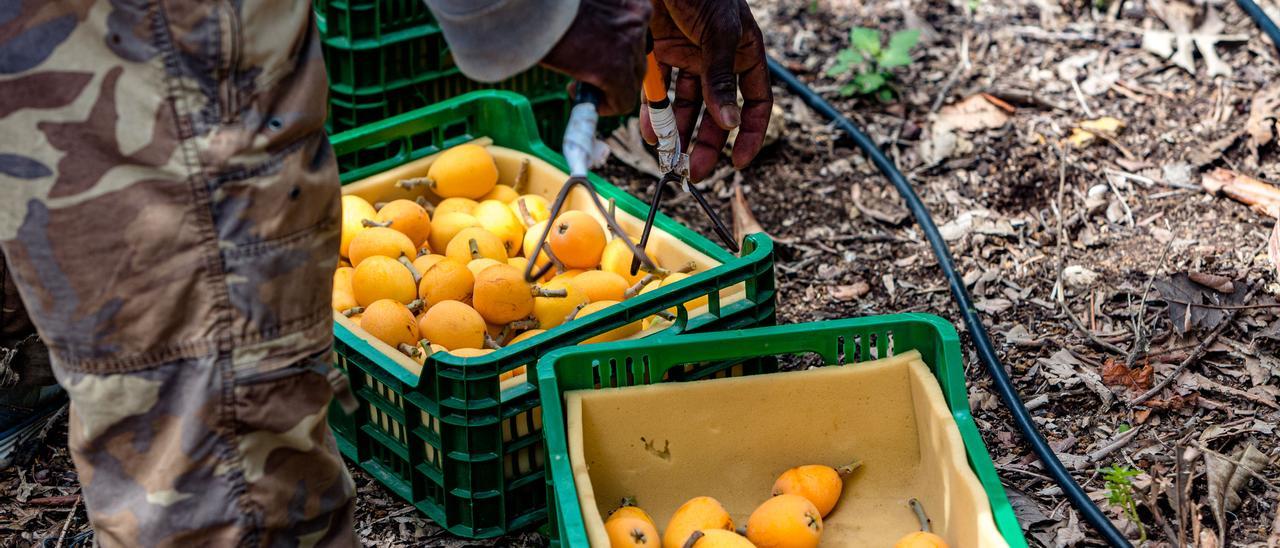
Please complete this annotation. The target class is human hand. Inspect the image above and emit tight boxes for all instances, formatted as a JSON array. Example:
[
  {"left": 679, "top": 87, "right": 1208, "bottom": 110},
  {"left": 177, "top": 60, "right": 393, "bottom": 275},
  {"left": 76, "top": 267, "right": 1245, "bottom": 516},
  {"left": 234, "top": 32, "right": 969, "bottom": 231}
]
[
  {"left": 540, "top": 0, "right": 652, "bottom": 117},
  {"left": 643, "top": 0, "right": 773, "bottom": 182}
]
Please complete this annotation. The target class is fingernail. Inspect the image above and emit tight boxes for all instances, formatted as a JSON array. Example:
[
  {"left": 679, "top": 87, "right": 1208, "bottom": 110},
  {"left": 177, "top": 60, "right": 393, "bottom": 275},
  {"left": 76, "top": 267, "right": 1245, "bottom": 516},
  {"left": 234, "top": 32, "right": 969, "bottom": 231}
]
[{"left": 720, "top": 105, "right": 741, "bottom": 129}]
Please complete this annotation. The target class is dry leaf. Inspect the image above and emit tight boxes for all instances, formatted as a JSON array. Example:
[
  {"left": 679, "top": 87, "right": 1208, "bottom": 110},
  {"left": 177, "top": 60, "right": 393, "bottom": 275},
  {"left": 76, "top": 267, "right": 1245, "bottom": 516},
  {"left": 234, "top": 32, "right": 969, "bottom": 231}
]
[
  {"left": 830, "top": 281, "right": 870, "bottom": 301},
  {"left": 1143, "top": 2, "right": 1248, "bottom": 77},
  {"left": 1038, "top": 349, "right": 1114, "bottom": 404},
  {"left": 1247, "top": 84, "right": 1280, "bottom": 159},
  {"left": 1205, "top": 444, "right": 1270, "bottom": 542},
  {"left": 1068, "top": 116, "right": 1125, "bottom": 148},
  {"left": 1154, "top": 272, "right": 1247, "bottom": 335},
  {"left": 1189, "top": 272, "right": 1235, "bottom": 293},
  {"left": 1101, "top": 359, "right": 1155, "bottom": 390},
  {"left": 936, "top": 94, "right": 1014, "bottom": 132},
  {"left": 1062, "top": 265, "right": 1100, "bottom": 288},
  {"left": 920, "top": 94, "right": 1012, "bottom": 163},
  {"left": 1054, "top": 510, "right": 1087, "bottom": 547},
  {"left": 1005, "top": 487, "right": 1054, "bottom": 527},
  {"left": 974, "top": 298, "right": 1013, "bottom": 314},
  {"left": 731, "top": 180, "right": 767, "bottom": 244},
  {"left": 1202, "top": 168, "right": 1280, "bottom": 219},
  {"left": 850, "top": 185, "right": 909, "bottom": 225},
  {"left": 604, "top": 119, "right": 664, "bottom": 179}
]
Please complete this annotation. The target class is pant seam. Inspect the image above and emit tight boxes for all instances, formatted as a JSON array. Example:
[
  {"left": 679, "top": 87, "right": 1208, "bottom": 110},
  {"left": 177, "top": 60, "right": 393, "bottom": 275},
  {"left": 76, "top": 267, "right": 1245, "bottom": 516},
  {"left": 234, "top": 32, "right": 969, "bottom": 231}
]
[{"left": 45, "top": 312, "right": 333, "bottom": 374}]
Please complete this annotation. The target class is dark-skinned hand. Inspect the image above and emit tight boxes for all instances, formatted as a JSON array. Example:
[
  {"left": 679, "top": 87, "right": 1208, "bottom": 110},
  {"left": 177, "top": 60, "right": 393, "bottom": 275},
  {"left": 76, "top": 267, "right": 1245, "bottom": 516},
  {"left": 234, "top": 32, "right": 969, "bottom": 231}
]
[
  {"left": 540, "top": 0, "right": 652, "bottom": 117},
  {"left": 643, "top": 0, "right": 773, "bottom": 181}
]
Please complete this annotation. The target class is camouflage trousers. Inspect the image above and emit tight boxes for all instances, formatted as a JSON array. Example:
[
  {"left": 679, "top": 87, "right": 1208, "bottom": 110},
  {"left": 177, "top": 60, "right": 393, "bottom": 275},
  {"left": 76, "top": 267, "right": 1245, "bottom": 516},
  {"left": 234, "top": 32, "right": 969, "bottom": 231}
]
[{"left": 0, "top": 1, "right": 357, "bottom": 546}]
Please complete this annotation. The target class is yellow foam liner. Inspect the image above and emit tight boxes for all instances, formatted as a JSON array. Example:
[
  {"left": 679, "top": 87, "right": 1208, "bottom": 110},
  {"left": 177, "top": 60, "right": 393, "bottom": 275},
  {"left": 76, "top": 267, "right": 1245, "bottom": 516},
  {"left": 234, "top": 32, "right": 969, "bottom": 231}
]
[
  {"left": 567, "top": 351, "right": 1008, "bottom": 547},
  {"left": 334, "top": 140, "right": 743, "bottom": 379}
]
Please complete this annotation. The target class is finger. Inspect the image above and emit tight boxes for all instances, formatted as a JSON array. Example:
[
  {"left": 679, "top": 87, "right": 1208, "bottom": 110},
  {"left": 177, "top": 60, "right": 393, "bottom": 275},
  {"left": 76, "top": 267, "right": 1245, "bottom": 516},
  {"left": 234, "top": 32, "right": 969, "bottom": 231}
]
[
  {"left": 729, "top": 56, "right": 773, "bottom": 169},
  {"left": 698, "top": 16, "right": 743, "bottom": 131},
  {"left": 689, "top": 112, "right": 729, "bottom": 182},
  {"left": 640, "top": 105, "right": 657, "bottom": 145},
  {"left": 672, "top": 69, "right": 701, "bottom": 151}
]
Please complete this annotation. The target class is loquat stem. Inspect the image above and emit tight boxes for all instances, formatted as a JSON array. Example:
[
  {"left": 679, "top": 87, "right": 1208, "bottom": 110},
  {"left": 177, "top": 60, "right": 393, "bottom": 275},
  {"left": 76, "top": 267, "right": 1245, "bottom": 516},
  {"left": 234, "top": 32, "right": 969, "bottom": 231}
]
[
  {"left": 682, "top": 531, "right": 704, "bottom": 548},
  {"left": 399, "top": 256, "right": 422, "bottom": 283},
  {"left": 517, "top": 199, "right": 537, "bottom": 228},
  {"left": 512, "top": 158, "right": 530, "bottom": 193},
  {"left": 468, "top": 238, "right": 482, "bottom": 260},
  {"left": 509, "top": 318, "right": 540, "bottom": 331},
  {"left": 397, "top": 343, "right": 421, "bottom": 358},
  {"left": 397, "top": 177, "right": 433, "bottom": 190},
  {"left": 373, "top": 202, "right": 387, "bottom": 210},
  {"left": 483, "top": 332, "right": 503, "bottom": 350},
  {"left": 674, "top": 261, "right": 697, "bottom": 274},
  {"left": 563, "top": 302, "right": 587, "bottom": 324},
  {"left": 532, "top": 287, "right": 568, "bottom": 298},
  {"left": 654, "top": 310, "right": 676, "bottom": 321},
  {"left": 361, "top": 219, "right": 393, "bottom": 228},
  {"left": 837, "top": 459, "right": 863, "bottom": 476},
  {"left": 624, "top": 274, "right": 656, "bottom": 299},
  {"left": 342, "top": 307, "right": 364, "bottom": 317},
  {"left": 496, "top": 324, "right": 514, "bottom": 346},
  {"left": 415, "top": 196, "right": 433, "bottom": 212},
  {"left": 908, "top": 498, "right": 932, "bottom": 534},
  {"left": 406, "top": 299, "right": 425, "bottom": 315}
]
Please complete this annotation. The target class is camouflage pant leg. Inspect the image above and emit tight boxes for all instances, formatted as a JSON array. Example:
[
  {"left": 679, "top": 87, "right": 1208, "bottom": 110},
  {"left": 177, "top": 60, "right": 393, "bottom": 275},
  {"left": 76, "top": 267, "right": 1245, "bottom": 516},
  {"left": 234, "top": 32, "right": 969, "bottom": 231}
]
[{"left": 0, "top": 2, "right": 356, "bottom": 546}]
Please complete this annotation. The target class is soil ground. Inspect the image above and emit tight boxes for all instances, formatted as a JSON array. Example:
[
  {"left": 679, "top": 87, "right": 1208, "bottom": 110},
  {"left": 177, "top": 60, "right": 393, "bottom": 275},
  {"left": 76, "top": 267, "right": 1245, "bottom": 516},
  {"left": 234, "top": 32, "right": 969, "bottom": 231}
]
[{"left": 4, "top": 0, "right": 1279, "bottom": 546}]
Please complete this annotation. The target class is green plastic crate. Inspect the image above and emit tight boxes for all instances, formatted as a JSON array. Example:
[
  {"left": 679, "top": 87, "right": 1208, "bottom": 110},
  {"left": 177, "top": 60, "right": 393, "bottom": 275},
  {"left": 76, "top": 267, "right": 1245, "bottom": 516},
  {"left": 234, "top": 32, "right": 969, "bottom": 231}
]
[
  {"left": 325, "top": 91, "right": 778, "bottom": 538},
  {"left": 319, "top": 0, "right": 435, "bottom": 45},
  {"left": 537, "top": 314, "right": 1028, "bottom": 547}
]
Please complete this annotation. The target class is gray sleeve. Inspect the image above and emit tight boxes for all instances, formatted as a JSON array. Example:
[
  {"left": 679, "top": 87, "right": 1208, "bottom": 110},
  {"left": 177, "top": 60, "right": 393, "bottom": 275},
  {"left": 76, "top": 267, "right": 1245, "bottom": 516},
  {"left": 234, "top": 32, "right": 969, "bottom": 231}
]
[{"left": 424, "top": 0, "right": 580, "bottom": 83}]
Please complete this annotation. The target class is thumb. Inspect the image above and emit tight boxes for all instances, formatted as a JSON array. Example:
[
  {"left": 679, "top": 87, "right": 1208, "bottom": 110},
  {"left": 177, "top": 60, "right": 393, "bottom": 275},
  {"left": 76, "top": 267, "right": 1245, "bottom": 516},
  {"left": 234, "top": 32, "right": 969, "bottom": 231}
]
[{"left": 699, "top": 18, "right": 742, "bottom": 130}]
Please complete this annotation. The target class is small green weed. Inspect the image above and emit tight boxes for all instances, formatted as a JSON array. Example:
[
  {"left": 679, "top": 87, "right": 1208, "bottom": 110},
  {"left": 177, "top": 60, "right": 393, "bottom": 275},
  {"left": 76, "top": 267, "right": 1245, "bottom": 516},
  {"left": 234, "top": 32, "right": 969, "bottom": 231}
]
[
  {"left": 826, "top": 27, "right": 920, "bottom": 102},
  {"left": 1101, "top": 464, "right": 1147, "bottom": 543}
]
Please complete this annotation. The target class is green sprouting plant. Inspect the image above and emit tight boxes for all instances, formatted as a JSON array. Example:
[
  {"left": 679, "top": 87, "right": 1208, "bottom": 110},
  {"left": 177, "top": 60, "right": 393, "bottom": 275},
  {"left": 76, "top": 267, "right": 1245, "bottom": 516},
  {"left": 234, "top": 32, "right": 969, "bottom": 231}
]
[
  {"left": 1101, "top": 465, "right": 1147, "bottom": 543},
  {"left": 826, "top": 27, "right": 920, "bottom": 102}
]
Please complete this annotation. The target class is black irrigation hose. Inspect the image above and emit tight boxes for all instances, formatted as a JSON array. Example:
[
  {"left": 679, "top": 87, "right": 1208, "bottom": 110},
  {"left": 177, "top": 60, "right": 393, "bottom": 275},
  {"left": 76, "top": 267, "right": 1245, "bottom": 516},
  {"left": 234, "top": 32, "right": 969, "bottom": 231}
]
[{"left": 765, "top": 58, "right": 1134, "bottom": 547}]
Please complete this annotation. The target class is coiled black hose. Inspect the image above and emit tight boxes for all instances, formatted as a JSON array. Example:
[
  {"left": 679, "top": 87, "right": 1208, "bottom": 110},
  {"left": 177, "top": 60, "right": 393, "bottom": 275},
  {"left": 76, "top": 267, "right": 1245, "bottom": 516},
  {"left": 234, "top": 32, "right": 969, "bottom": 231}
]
[{"left": 764, "top": 3, "right": 1280, "bottom": 545}]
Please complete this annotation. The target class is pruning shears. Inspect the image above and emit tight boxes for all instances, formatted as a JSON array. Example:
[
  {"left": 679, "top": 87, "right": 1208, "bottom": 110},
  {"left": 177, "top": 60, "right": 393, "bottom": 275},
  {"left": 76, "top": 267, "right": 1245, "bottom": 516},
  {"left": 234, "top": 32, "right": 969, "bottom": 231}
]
[{"left": 629, "top": 43, "right": 739, "bottom": 275}]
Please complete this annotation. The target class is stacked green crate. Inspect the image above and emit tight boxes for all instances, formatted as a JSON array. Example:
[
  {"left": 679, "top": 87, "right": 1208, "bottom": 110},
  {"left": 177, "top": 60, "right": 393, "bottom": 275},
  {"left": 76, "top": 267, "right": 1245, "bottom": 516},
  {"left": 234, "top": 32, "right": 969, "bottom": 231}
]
[{"left": 315, "top": 0, "right": 577, "bottom": 166}]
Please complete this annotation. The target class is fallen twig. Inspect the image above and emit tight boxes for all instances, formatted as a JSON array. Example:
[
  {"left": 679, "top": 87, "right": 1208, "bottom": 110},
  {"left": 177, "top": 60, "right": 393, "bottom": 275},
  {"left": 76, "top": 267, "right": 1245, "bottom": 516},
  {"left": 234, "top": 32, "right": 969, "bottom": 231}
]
[
  {"left": 1127, "top": 243, "right": 1173, "bottom": 369},
  {"left": 53, "top": 495, "right": 80, "bottom": 548},
  {"left": 27, "top": 495, "right": 81, "bottom": 506},
  {"left": 1078, "top": 425, "right": 1144, "bottom": 470},
  {"left": 1052, "top": 148, "right": 1126, "bottom": 355},
  {"left": 1160, "top": 299, "right": 1280, "bottom": 311}
]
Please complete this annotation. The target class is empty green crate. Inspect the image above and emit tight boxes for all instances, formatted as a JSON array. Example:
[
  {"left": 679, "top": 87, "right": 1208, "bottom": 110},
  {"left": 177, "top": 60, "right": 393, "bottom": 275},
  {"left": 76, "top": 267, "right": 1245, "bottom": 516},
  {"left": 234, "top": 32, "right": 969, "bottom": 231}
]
[
  {"left": 325, "top": 91, "right": 778, "bottom": 538},
  {"left": 538, "top": 315, "right": 1027, "bottom": 547}
]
